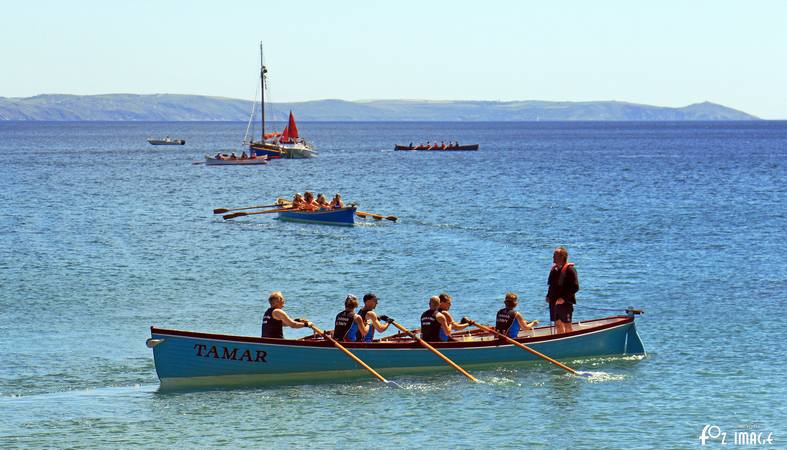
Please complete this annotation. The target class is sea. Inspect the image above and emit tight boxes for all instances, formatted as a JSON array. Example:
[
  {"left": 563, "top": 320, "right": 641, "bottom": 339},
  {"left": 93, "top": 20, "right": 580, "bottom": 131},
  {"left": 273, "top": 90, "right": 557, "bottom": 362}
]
[{"left": 0, "top": 121, "right": 785, "bottom": 448}]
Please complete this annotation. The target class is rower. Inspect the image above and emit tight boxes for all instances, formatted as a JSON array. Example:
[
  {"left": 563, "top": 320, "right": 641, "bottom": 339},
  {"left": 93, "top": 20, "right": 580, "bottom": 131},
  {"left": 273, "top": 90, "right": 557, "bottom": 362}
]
[
  {"left": 438, "top": 293, "right": 471, "bottom": 334},
  {"left": 355, "top": 293, "right": 393, "bottom": 342},
  {"left": 316, "top": 193, "right": 330, "bottom": 209},
  {"left": 291, "top": 193, "right": 304, "bottom": 209},
  {"left": 302, "top": 192, "right": 319, "bottom": 211},
  {"left": 495, "top": 292, "right": 539, "bottom": 338},
  {"left": 330, "top": 193, "right": 344, "bottom": 209},
  {"left": 261, "top": 291, "right": 310, "bottom": 338},
  {"left": 333, "top": 294, "right": 360, "bottom": 342},
  {"left": 421, "top": 296, "right": 451, "bottom": 341}
]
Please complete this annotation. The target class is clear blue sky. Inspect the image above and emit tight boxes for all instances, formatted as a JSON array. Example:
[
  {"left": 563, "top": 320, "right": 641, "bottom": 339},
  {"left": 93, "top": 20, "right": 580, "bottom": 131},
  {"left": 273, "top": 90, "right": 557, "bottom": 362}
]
[{"left": 2, "top": 0, "right": 785, "bottom": 118}]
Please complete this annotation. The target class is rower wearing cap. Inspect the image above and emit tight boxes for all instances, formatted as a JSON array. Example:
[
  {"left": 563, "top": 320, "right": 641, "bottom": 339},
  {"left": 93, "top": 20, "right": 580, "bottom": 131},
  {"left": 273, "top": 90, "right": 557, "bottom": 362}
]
[
  {"left": 495, "top": 292, "right": 539, "bottom": 338},
  {"left": 355, "top": 293, "right": 393, "bottom": 342},
  {"left": 261, "top": 291, "right": 310, "bottom": 338},
  {"left": 333, "top": 294, "right": 361, "bottom": 342},
  {"left": 291, "top": 193, "right": 304, "bottom": 209}
]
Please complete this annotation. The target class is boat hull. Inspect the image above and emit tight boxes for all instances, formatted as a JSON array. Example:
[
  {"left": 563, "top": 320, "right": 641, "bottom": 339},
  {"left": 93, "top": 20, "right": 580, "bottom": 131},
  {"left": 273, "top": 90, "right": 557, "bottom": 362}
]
[
  {"left": 395, "top": 144, "right": 479, "bottom": 151},
  {"left": 277, "top": 206, "right": 356, "bottom": 226},
  {"left": 148, "top": 316, "right": 645, "bottom": 387},
  {"left": 204, "top": 155, "right": 268, "bottom": 165},
  {"left": 250, "top": 142, "right": 317, "bottom": 159},
  {"left": 148, "top": 139, "right": 185, "bottom": 145}
]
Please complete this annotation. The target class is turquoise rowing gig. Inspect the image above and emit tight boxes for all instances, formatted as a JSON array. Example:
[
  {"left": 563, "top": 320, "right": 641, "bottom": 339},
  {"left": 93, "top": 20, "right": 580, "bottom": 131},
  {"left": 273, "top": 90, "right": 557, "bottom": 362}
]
[{"left": 147, "top": 314, "right": 645, "bottom": 388}]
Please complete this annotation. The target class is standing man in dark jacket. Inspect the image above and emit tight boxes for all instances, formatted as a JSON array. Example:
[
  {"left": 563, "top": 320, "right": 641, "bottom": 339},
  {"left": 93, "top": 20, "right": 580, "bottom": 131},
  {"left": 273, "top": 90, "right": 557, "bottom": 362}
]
[{"left": 546, "top": 246, "right": 579, "bottom": 334}]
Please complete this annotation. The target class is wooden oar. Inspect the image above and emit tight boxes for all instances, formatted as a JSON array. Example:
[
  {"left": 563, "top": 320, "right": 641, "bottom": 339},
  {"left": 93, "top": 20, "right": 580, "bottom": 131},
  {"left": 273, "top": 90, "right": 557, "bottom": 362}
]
[
  {"left": 356, "top": 211, "right": 398, "bottom": 222},
  {"left": 389, "top": 320, "right": 479, "bottom": 383},
  {"left": 213, "top": 203, "right": 284, "bottom": 214},
  {"left": 303, "top": 322, "right": 401, "bottom": 388},
  {"left": 466, "top": 319, "right": 588, "bottom": 377},
  {"left": 222, "top": 207, "right": 292, "bottom": 220}
]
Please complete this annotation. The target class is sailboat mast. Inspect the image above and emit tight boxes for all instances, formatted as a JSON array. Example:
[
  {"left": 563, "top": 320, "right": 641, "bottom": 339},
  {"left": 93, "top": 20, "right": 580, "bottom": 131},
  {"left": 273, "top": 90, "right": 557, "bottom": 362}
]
[{"left": 259, "top": 42, "right": 266, "bottom": 140}]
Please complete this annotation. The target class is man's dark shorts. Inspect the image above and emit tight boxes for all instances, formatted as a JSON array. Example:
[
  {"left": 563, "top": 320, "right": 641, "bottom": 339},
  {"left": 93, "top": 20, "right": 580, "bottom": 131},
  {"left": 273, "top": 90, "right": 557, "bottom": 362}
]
[{"left": 555, "top": 303, "right": 573, "bottom": 323}]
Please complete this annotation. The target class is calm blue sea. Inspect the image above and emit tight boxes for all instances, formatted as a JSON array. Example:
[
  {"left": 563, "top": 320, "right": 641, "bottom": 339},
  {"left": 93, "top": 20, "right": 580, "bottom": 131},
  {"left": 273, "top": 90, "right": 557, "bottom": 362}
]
[{"left": 1, "top": 121, "right": 785, "bottom": 448}]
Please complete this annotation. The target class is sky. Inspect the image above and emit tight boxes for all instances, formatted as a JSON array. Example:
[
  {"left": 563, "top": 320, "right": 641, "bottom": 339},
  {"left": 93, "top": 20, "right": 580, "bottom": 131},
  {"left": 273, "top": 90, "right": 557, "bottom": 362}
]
[{"left": 2, "top": 0, "right": 786, "bottom": 118}]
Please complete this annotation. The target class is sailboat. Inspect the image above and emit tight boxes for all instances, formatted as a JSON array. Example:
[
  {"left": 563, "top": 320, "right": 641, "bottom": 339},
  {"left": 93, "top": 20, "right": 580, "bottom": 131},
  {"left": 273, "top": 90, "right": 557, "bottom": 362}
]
[{"left": 246, "top": 43, "right": 316, "bottom": 159}]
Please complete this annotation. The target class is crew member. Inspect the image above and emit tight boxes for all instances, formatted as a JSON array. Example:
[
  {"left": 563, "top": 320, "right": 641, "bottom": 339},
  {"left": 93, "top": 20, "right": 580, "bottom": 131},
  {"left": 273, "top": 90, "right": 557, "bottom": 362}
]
[
  {"left": 438, "top": 293, "right": 471, "bottom": 334},
  {"left": 495, "top": 292, "right": 539, "bottom": 338},
  {"left": 291, "top": 193, "right": 304, "bottom": 209},
  {"left": 261, "top": 291, "right": 310, "bottom": 338},
  {"left": 420, "top": 295, "right": 450, "bottom": 341},
  {"left": 330, "top": 193, "right": 344, "bottom": 209},
  {"left": 355, "top": 293, "right": 393, "bottom": 342},
  {"left": 333, "top": 294, "right": 360, "bottom": 342},
  {"left": 546, "top": 246, "right": 580, "bottom": 334}
]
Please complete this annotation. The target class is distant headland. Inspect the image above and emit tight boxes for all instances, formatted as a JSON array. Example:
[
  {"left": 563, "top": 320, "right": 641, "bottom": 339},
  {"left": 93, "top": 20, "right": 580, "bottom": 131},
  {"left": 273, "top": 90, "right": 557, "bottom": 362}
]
[{"left": 0, "top": 94, "right": 759, "bottom": 121}]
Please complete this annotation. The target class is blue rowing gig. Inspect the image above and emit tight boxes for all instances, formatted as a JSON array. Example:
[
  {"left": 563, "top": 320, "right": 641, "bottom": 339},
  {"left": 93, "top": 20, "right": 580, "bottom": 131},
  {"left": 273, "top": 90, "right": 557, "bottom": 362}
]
[
  {"left": 146, "top": 314, "right": 645, "bottom": 388},
  {"left": 277, "top": 206, "right": 356, "bottom": 226}
]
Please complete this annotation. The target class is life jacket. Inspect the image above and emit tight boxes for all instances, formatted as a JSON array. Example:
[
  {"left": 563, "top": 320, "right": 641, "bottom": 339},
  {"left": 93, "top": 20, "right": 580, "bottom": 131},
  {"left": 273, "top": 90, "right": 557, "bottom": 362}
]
[
  {"left": 548, "top": 262, "right": 578, "bottom": 304},
  {"left": 555, "top": 262, "right": 575, "bottom": 285},
  {"left": 420, "top": 309, "right": 441, "bottom": 341},
  {"left": 356, "top": 308, "right": 374, "bottom": 342},
  {"left": 334, "top": 310, "right": 357, "bottom": 342},
  {"left": 495, "top": 307, "right": 520, "bottom": 338},
  {"left": 261, "top": 307, "right": 284, "bottom": 338}
]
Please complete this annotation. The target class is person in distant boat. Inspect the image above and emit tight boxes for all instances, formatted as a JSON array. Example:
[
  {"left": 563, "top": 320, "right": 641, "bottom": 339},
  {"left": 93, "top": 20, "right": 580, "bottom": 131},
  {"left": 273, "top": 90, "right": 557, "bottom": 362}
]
[
  {"left": 330, "top": 193, "right": 344, "bottom": 209},
  {"left": 302, "top": 192, "right": 319, "bottom": 211},
  {"left": 441, "top": 141, "right": 446, "bottom": 149},
  {"left": 261, "top": 291, "right": 310, "bottom": 338},
  {"left": 316, "top": 193, "right": 330, "bottom": 209},
  {"left": 355, "top": 293, "right": 393, "bottom": 342},
  {"left": 495, "top": 292, "right": 539, "bottom": 338},
  {"left": 215, "top": 152, "right": 223, "bottom": 159},
  {"left": 421, "top": 295, "right": 452, "bottom": 341},
  {"left": 546, "top": 246, "right": 579, "bottom": 334},
  {"left": 241, "top": 152, "right": 248, "bottom": 160},
  {"left": 291, "top": 193, "right": 304, "bottom": 209},
  {"left": 230, "top": 152, "right": 237, "bottom": 160},
  {"left": 438, "top": 293, "right": 471, "bottom": 334},
  {"left": 333, "top": 294, "right": 361, "bottom": 342}
]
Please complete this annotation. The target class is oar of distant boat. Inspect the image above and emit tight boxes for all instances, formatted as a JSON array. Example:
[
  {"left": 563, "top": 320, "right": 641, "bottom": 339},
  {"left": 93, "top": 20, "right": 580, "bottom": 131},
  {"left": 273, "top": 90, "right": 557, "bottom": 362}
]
[
  {"left": 223, "top": 208, "right": 291, "bottom": 220},
  {"left": 213, "top": 203, "right": 283, "bottom": 215},
  {"left": 356, "top": 211, "right": 398, "bottom": 222}
]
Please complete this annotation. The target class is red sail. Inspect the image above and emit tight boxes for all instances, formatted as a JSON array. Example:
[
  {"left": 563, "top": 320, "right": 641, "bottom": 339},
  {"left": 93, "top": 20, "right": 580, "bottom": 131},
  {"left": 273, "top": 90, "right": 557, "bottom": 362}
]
[
  {"left": 286, "top": 111, "right": 299, "bottom": 139},
  {"left": 280, "top": 124, "right": 290, "bottom": 142}
]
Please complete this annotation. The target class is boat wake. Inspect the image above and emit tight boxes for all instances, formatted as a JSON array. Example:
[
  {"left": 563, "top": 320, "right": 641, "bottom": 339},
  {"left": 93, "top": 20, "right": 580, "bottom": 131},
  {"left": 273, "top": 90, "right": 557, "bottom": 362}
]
[{"left": 576, "top": 371, "right": 626, "bottom": 383}]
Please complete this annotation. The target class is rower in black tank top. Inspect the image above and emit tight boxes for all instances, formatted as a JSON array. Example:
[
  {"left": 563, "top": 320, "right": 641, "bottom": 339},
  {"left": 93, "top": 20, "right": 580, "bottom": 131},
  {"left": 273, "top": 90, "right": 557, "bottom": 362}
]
[
  {"left": 261, "top": 307, "right": 284, "bottom": 338},
  {"left": 333, "top": 310, "right": 356, "bottom": 341},
  {"left": 420, "top": 309, "right": 440, "bottom": 341}
]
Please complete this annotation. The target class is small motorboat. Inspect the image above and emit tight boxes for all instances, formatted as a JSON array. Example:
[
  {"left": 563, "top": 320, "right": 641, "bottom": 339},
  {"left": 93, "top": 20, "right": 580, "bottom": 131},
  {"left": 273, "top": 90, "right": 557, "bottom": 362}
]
[
  {"left": 204, "top": 154, "right": 268, "bottom": 166},
  {"left": 147, "top": 313, "right": 645, "bottom": 388},
  {"left": 395, "top": 143, "right": 479, "bottom": 151},
  {"left": 148, "top": 137, "right": 186, "bottom": 145}
]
